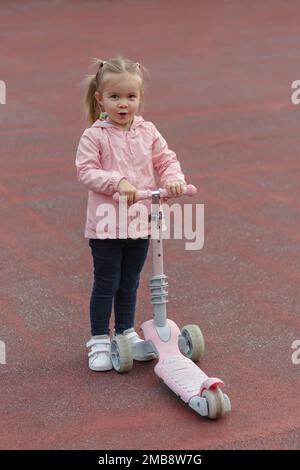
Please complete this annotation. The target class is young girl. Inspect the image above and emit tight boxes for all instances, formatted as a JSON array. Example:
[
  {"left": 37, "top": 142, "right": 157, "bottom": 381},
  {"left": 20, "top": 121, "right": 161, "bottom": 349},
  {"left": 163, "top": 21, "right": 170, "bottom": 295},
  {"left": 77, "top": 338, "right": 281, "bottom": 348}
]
[{"left": 76, "top": 57, "right": 186, "bottom": 371}]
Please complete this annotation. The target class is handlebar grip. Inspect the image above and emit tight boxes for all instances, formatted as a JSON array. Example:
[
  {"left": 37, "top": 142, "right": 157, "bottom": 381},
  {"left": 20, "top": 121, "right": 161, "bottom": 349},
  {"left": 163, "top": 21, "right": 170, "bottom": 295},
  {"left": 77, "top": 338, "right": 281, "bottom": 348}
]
[
  {"left": 160, "top": 184, "right": 197, "bottom": 199},
  {"left": 113, "top": 184, "right": 197, "bottom": 203}
]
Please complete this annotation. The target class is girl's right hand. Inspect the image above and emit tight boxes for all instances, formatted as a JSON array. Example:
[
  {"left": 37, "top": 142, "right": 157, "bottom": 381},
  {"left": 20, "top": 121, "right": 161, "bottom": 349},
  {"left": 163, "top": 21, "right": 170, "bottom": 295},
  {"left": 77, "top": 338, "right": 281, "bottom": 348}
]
[{"left": 117, "top": 178, "right": 137, "bottom": 206}]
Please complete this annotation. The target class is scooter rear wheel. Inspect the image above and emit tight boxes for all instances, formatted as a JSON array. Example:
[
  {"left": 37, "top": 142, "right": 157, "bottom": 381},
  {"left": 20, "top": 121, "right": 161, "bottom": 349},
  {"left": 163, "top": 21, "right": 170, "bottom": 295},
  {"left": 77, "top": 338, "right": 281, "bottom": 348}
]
[
  {"left": 180, "top": 325, "right": 205, "bottom": 362},
  {"left": 203, "top": 387, "right": 226, "bottom": 419},
  {"left": 111, "top": 335, "right": 133, "bottom": 373}
]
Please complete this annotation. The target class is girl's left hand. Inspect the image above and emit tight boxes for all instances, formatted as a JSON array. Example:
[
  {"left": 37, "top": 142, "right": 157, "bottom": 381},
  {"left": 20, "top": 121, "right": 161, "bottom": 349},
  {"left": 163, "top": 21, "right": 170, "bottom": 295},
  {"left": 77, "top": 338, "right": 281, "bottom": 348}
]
[{"left": 165, "top": 181, "right": 185, "bottom": 197}]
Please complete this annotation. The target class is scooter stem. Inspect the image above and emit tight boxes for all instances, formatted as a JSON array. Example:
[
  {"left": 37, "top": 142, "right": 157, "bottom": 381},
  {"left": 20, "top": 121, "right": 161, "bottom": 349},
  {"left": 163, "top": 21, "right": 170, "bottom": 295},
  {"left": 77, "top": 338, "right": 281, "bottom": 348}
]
[{"left": 150, "top": 190, "right": 168, "bottom": 327}]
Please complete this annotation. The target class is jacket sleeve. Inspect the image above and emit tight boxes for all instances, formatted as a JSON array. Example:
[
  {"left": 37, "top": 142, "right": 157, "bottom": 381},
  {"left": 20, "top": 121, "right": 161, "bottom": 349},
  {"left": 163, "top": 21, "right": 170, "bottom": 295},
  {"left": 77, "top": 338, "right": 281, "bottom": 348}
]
[
  {"left": 151, "top": 123, "right": 186, "bottom": 186},
  {"left": 75, "top": 129, "right": 125, "bottom": 194}
]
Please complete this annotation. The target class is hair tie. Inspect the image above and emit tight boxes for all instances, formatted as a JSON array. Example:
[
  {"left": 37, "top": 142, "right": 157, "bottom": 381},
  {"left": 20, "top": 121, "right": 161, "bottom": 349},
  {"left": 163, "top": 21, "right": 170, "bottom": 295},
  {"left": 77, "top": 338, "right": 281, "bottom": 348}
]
[
  {"left": 96, "top": 61, "right": 106, "bottom": 78},
  {"left": 98, "top": 61, "right": 107, "bottom": 73},
  {"left": 136, "top": 62, "right": 140, "bottom": 68}
]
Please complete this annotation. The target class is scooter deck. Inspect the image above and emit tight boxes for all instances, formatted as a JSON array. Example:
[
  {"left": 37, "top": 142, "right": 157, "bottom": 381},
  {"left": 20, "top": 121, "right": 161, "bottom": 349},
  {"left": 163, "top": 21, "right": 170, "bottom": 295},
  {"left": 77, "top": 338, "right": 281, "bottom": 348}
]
[
  {"left": 155, "top": 355, "right": 211, "bottom": 402},
  {"left": 140, "top": 319, "right": 224, "bottom": 404}
]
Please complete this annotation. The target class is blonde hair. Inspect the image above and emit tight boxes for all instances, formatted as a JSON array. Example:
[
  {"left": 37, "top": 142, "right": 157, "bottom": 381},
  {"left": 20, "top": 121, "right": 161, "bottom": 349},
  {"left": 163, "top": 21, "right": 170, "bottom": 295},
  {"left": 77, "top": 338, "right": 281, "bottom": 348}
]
[{"left": 83, "top": 56, "right": 149, "bottom": 126}]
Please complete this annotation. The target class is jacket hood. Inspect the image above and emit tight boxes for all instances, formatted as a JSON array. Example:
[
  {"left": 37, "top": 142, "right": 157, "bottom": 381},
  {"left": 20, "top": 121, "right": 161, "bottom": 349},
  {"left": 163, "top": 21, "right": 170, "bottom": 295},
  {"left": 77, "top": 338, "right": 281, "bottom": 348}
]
[{"left": 91, "top": 115, "right": 145, "bottom": 130}]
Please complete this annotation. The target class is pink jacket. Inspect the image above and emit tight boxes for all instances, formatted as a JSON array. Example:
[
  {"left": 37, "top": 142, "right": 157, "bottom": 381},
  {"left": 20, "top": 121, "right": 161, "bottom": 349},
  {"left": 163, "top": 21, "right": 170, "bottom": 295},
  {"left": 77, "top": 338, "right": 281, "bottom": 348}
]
[{"left": 75, "top": 115, "right": 186, "bottom": 238}]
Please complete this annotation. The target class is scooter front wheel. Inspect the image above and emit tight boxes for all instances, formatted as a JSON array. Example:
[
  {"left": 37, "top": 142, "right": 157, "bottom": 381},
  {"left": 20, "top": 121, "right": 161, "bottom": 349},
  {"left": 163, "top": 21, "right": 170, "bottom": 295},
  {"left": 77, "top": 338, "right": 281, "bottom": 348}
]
[
  {"left": 111, "top": 335, "right": 133, "bottom": 373},
  {"left": 203, "top": 387, "right": 226, "bottom": 419},
  {"left": 180, "top": 325, "right": 205, "bottom": 362}
]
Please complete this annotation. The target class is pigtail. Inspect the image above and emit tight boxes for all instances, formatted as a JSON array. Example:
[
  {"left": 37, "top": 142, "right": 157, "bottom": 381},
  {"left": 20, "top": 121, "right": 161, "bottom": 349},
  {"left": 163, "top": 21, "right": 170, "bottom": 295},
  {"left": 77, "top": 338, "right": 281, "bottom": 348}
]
[
  {"left": 83, "top": 58, "right": 106, "bottom": 126},
  {"left": 83, "top": 74, "right": 99, "bottom": 126}
]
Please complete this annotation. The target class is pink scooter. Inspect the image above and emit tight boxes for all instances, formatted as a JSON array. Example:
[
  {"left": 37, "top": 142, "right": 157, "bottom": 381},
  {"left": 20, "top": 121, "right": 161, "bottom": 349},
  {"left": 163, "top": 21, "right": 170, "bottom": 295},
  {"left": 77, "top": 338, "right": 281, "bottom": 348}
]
[{"left": 111, "top": 185, "right": 231, "bottom": 419}]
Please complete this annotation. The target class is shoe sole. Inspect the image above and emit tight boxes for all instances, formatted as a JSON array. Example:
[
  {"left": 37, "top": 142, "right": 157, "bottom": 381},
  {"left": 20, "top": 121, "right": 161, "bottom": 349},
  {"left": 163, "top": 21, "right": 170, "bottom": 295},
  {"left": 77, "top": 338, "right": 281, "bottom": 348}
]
[
  {"left": 89, "top": 365, "right": 113, "bottom": 371},
  {"left": 133, "top": 353, "right": 157, "bottom": 361}
]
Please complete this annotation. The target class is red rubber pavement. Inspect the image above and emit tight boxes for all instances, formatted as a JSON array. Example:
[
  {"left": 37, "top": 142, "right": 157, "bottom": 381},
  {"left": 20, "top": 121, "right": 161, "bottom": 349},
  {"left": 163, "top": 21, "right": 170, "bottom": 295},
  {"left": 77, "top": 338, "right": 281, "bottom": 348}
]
[{"left": 1, "top": 0, "right": 300, "bottom": 450}]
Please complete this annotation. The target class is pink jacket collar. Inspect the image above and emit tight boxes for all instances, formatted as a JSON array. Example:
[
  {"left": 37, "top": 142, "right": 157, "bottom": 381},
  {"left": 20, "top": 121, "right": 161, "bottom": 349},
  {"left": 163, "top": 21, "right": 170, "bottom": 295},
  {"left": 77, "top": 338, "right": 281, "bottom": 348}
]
[{"left": 91, "top": 115, "right": 145, "bottom": 131}]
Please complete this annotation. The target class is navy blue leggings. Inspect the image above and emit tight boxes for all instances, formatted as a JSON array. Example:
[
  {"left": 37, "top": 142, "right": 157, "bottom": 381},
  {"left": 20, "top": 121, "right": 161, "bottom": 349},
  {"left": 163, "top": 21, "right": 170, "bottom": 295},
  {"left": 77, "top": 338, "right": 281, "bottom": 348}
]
[{"left": 89, "top": 238, "right": 150, "bottom": 336}]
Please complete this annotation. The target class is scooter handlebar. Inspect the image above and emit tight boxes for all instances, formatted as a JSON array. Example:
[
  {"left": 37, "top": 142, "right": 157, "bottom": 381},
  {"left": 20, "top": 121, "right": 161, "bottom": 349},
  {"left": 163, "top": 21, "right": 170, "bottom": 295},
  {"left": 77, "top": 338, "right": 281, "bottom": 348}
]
[{"left": 113, "top": 184, "right": 197, "bottom": 203}]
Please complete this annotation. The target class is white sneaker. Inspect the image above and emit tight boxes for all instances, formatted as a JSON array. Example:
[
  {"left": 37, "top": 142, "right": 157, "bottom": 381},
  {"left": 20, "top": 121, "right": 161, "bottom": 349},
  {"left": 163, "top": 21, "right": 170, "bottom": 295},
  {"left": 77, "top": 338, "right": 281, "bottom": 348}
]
[
  {"left": 113, "top": 328, "right": 156, "bottom": 361},
  {"left": 86, "top": 336, "right": 112, "bottom": 371}
]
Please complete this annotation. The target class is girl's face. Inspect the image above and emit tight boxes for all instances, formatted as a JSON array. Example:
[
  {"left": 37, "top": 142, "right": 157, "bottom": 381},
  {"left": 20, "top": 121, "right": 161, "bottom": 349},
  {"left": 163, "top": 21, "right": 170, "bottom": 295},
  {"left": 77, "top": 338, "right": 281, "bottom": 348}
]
[{"left": 96, "top": 73, "right": 142, "bottom": 130}]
